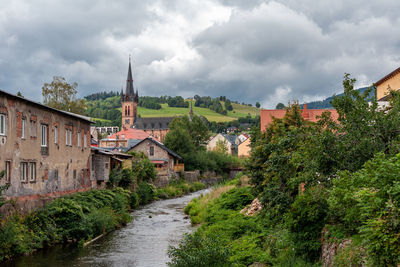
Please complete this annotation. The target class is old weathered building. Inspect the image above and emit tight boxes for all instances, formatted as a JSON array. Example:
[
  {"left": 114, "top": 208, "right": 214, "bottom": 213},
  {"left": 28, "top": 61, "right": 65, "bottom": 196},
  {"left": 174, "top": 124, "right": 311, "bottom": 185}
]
[
  {"left": 0, "top": 89, "right": 93, "bottom": 212},
  {"left": 123, "top": 137, "right": 182, "bottom": 176}
]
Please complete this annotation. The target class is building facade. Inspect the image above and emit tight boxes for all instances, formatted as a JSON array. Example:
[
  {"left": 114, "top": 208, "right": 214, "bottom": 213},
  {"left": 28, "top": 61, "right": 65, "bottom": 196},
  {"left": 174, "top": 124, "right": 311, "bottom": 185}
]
[
  {"left": 207, "top": 133, "right": 238, "bottom": 155},
  {"left": 376, "top": 67, "right": 400, "bottom": 101},
  {"left": 0, "top": 90, "right": 93, "bottom": 211}
]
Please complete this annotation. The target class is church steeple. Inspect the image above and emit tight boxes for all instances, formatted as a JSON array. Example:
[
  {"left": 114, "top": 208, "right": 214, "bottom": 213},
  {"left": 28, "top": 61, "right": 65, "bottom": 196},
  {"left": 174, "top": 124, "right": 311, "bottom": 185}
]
[{"left": 126, "top": 56, "right": 135, "bottom": 97}]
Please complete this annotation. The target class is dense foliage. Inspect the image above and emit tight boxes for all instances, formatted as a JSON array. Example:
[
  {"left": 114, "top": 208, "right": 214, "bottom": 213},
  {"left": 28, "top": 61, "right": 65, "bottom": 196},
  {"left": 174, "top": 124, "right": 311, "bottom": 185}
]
[
  {"left": 164, "top": 115, "right": 240, "bottom": 173},
  {"left": 171, "top": 74, "right": 400, "bottom": 266},
  {"left": 167, "top": 96, "right": 189, "bottom": 108}
]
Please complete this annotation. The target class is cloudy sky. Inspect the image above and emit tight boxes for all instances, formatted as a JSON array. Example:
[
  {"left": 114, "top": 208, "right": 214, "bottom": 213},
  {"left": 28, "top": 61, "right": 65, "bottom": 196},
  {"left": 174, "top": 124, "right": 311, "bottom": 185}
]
[{"left": 1, "top": 0, "right": 399, "bottom": 108}]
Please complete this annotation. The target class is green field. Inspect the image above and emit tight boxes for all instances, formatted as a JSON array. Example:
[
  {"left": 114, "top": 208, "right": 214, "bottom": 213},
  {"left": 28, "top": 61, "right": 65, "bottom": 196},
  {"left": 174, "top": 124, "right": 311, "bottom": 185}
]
[
  {"left": 118, "top": 101, "right": 257, "bottom": 122},
  {"left": 100, "top": 99, "right": 259, "bottom": 123}
]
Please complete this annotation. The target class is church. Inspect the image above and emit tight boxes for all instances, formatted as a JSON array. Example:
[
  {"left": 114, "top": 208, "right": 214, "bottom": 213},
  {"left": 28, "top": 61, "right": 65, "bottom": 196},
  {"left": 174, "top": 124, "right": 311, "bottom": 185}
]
[{"left": 120, "top": 59, "right": 174, "bottom": 142}]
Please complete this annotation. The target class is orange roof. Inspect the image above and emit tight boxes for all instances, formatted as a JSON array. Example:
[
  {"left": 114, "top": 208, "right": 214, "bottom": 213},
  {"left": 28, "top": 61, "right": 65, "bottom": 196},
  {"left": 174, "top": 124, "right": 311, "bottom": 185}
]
[
  {"left": 260, "top": 107, "right": 339, "bottom": 131},
  {"left": 107, "top": 128, "right": 150, "bottom": 140}
]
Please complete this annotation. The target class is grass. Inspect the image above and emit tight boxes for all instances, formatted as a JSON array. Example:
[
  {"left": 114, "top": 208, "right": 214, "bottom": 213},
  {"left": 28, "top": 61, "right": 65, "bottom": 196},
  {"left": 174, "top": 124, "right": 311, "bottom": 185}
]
[{"left": 113, "top": 100, "right": 259, "bottom": 123}]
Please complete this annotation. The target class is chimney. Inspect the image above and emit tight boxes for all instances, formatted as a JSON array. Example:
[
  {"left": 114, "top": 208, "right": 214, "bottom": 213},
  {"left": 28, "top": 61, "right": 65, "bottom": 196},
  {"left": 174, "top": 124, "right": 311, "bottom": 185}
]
[{"left": 302, "top": 103, "right": 309, "bottom": 119}]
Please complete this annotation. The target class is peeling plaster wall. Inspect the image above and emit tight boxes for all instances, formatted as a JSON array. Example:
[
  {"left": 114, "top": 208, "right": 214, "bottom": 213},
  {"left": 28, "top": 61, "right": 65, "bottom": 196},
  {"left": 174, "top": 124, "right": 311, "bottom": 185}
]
[{"left": 0, "top": 93, "right": 92, "bottom": 202}]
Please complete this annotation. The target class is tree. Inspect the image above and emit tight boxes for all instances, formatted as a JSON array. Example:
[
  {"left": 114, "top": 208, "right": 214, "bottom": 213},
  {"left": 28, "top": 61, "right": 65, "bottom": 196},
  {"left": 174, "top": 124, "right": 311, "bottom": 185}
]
[
  {"left": 0, "top": 170, "right": 10, "bottom": 218},
  {"left": 275, "top": 103, "right": 285, "bottom": 109},
  {"left": 255, "top": 102, "right": 260, "bottom": 108},
  {"left": 224, "top": 99, "right": 233, "bottom": 111},
  {"left": 214, "top": 139, "right": 228, "bottom": 154},
  {"left": 42, "top": 76, "right": 86, "bottom": 114}
]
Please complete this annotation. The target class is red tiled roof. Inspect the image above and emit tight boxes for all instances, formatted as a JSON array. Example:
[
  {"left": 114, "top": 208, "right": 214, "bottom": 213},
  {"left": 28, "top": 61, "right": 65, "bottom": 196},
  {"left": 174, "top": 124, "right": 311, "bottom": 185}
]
[
  {"left": 260, "top": 108, "right": 339, "bottom": 131},
  {"left": 107, "top": 128, "right": 150, "bottom": 140}
]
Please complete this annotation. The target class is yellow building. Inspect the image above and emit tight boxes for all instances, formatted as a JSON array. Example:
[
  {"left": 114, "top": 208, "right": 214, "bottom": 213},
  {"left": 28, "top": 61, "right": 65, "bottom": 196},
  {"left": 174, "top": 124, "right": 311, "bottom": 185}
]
[
  {"left": 376, "top": 67, "right": 400, "bottom": 101},
  {"left": 238, "top": 138, "right": 251, "bottom": 157}
]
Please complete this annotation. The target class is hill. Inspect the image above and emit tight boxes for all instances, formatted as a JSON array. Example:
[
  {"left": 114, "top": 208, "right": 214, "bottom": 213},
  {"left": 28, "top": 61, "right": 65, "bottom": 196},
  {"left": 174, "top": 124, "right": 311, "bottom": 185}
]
[
  {"left": 85, "top": 96, "right": 260, "bottom": 126},
  {"left": 302, "top": 86, "right": 375, "bottom": 109}
]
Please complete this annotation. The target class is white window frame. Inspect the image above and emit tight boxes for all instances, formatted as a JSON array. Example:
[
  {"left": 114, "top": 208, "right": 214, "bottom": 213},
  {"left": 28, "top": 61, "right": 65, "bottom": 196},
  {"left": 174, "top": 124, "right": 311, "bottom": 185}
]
[
  {"left": 29, "top": 162, "right": 36, "bottom": 182},
  {"left": 21, "top": 118, "right": 25, "bottom": 139},
  {"left": 5, "top": 161, "right": 11, "bottom": 182},
  {"left": 0, "top": 114, "right": 6, "bottom": 136},
  {"left": 84, "top": 132, "right": 87, "bottom": 148},
  {"left": 21, "top": 162, "right": 27, "bottom": 182},
  {"left": 77, "top": 131, "right": 81, "bottom": 147},
  {"left": 41, "top": 124, "right": 48, "bottom": 147},
  {"left": 54, "top": 126, "right": 58, "bottom": 144},
  {"left": 65, "top": 128, "right": 68, "bottom": 146}
]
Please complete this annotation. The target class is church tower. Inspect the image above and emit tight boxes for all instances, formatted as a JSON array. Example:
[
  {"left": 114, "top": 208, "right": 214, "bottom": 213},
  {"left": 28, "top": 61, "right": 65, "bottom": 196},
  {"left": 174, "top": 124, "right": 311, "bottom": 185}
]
[{"left": 121, "top": 57, "right": 138, "bottom": 129}]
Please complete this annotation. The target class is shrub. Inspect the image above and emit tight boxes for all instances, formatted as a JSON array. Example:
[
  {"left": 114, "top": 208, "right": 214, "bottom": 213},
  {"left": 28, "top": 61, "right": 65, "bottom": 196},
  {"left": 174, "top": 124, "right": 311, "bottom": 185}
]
[
  {"left": 137, "top": 182, "right": 156, "bottom": 205},
  {"left": 167, "top": 231, "right": 230, "bottom": 267},
  {"left": 130, "top": 191, "right": 139, "bottom": 209},
  {"left": 285, "top": 186, "right": 328, "bottom": 262}
]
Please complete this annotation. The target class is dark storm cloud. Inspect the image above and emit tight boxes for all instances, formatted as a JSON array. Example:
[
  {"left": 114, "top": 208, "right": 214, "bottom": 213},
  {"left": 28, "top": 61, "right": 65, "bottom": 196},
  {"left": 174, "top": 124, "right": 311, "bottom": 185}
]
[{"left": 1, "top": 0, "right": 400, "bottom": 107}]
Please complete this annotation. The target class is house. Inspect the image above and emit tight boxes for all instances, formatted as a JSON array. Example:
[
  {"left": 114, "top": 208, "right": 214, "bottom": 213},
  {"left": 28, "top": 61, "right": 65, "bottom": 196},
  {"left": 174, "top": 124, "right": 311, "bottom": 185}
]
[
  {"left": 123, "top": 137, "right": 182, "bottom": 176},
  {"left": 237, "top": 133, "right": 249, "bottom": 144},
  {"left": 376, "top": 67, "right": 400, "bottom": 102},
  {"left": 0, "top": 89, "right": 93, "bottom": 211},
  {"left": 207, "top": 133, "right": 238, "bottom": 155},
  {"left": 120, "top": 58, "right": 174, "bottom": 142},
  {"left": 99, "top": 128, "right": 150, "bottom": 148},
  {"left": 238, "top": 138, "right": 251, "bottom": 157},
  {"left": 260, "top": 104, "right": 339, "bottom": 131},
  {"left": 90, "top": 147, "right": 133, "bottom": 187}
]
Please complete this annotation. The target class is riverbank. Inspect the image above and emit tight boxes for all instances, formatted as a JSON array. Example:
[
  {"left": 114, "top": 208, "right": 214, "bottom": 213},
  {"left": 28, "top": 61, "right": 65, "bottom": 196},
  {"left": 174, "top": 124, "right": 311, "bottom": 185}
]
[
  {"left": 168, "top": 174, "right": 321, "bottom": 267},
  {"left": 4, "top": 188, "right": 210, "bottom": 267},
  {"left": 0, "top": 180, "right": 207, "bottom": 262}
]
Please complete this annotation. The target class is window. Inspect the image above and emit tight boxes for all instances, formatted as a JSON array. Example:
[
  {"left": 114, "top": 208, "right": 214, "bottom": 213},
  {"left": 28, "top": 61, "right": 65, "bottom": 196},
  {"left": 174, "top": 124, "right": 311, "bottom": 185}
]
[
  {"left": 84, "top": 132, "right": 87, "bottom": 148},
  {"left": 73, "top": 170, "right": 77, "bottom": 180},
  {"left": 69, "top": 129, "right": 72, "bottom": 146},
  {"left": 105, "top": 163, "right": 109, "bottom": 169},
  {"left": 21, "top": 162, "right": 28, "bottom": 182},
  {"left": 54, "top": 126, "right": 58, "bottom": 144},
  {"left": 29, "top": 162, "right": 36, "bottom": 182},
  {"left": 5, "top": 161, "right": 11, "bottom": 183},
  {"left": 0, "top": 114, "right": 6, "bottom": 136},
  {"left": 21, "top": 118, "right": 26, "bottom": 139},
  {"left": 77, "top": 131, "right": 81, "bottom": 147},
  {"left": 41, "top": 125, "right": 48, "bottom": 147},
  {"left": 150, "top": 146, "right": 154, "bottom": 156},
  {"left": 30, "top": 120, "right": 36, "bottom": 137},
  {"left": 65, "top": 129, "right": 68, "bottom": 145}
]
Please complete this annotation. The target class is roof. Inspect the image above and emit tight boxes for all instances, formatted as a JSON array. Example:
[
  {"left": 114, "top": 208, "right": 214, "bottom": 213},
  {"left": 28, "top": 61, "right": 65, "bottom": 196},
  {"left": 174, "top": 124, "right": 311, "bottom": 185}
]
[
  {"left": 0, "top": 89, "right": 93, "bottom": 123},
  {"left": 260, "top": 108, "right": 339, "bottom": 131},
  {"left": 134, "top": 117, "right": 175, "bottom": 130},
  {"left": 106, "top": 128, "right": 150, "bottom": 140},
  {"left": 125, "top": 137, "right": 182, "bottom": 159},
  {"left": 91, "top": 146, "right": 133, "bottom": 158},
  {"left": 376, "top": 67, "right": 400, "bottom": 86},
  {"left": 221, "top": 133, "right": 237, "bottom": 145}
]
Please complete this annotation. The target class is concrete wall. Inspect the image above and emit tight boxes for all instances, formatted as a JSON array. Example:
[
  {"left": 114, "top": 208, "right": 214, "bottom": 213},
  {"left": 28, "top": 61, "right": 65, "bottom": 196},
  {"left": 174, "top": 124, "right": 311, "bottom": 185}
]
[
  {"left": 0, "top": 94, "right": 92, "bottom": 201},
  {"left": 91, "top": 153, "right": 110, "bottom": 182},
  {"left": 377, "top": 71, "right": 400, "bottom": 100}
]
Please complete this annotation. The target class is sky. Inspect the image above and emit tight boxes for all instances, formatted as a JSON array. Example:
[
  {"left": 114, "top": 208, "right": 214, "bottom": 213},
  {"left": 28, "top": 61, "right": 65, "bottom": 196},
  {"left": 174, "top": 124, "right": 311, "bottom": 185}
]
[{"left": 1, "top": 0, "right": 400, "bottom": 108}]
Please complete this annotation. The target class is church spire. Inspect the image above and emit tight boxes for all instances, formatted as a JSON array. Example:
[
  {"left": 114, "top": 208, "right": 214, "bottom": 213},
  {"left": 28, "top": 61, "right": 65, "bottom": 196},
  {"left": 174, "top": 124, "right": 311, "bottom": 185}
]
[{"left": 126, "top": 56, "right": 134, "bottom": 97}]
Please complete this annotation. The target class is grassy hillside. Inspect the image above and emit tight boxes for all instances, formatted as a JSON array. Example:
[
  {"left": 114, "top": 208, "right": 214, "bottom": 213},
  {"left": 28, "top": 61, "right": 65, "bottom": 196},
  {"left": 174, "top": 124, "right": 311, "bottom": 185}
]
[{"left": 88, "top": 97, "right": 260, "bottom": 124}]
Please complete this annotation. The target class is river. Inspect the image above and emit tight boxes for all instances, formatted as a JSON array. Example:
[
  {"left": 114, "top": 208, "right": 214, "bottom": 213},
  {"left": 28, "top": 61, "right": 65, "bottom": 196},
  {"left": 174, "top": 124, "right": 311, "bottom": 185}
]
[{"left": 6, "top": 188, "right": 210, "bottom": 267}]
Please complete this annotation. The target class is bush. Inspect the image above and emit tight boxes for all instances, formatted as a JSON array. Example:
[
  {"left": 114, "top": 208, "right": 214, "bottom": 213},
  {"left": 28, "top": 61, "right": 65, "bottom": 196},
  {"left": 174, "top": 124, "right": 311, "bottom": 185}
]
[
  {"left": 130, "top": 191, "right": 139, "bottom": 209},
  {"left": 167, "top": 231, "right": 231, "bottom": 267},
  {"left": 286, "top": 186, "right": 328, "bottom": 262},
  {"left": 137, "top": 182, "right": 156, "bottom": 205}
]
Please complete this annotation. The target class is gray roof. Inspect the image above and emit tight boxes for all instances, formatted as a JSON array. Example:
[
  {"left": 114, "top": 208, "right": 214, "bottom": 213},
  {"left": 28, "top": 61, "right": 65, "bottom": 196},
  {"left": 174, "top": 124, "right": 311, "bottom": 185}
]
[
  {"left": 124, "top": 137, "right": 182, "bottom": 159},
  {"left": 134, "top": 117, "right": 175, "bottom": 130},
  {"left": 221, "top": 133, "right": 237, "bottom": 145},
  {"left": 0, "top": 89, "right": 93, "bottom": 123}
]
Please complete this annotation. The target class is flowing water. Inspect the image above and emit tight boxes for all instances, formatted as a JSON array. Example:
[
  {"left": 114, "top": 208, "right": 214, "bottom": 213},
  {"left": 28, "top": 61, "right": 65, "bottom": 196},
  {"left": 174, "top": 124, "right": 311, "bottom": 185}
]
[{"left": 6, "top": 189, "right": 210, "bottom": 267}]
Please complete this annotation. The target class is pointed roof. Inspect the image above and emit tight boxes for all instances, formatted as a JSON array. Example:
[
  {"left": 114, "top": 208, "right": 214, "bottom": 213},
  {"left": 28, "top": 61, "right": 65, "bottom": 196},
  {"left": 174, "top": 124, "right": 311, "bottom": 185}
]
[{"left": 126, "top": 58, "right": 135, "bottom": 96}]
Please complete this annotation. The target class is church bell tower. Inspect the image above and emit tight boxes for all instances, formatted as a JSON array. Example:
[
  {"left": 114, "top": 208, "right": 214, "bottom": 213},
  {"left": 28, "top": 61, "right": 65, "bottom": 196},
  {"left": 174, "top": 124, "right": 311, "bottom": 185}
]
[{"left": 121, "top": 57, "right": 138, "bottom": 129}]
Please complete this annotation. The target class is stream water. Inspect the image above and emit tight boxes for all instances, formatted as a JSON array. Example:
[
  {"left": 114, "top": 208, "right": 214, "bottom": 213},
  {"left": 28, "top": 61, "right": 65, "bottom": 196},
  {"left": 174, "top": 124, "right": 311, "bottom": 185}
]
[{"left": 6, "top": 188, "right": 210, "bottom": 267}]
